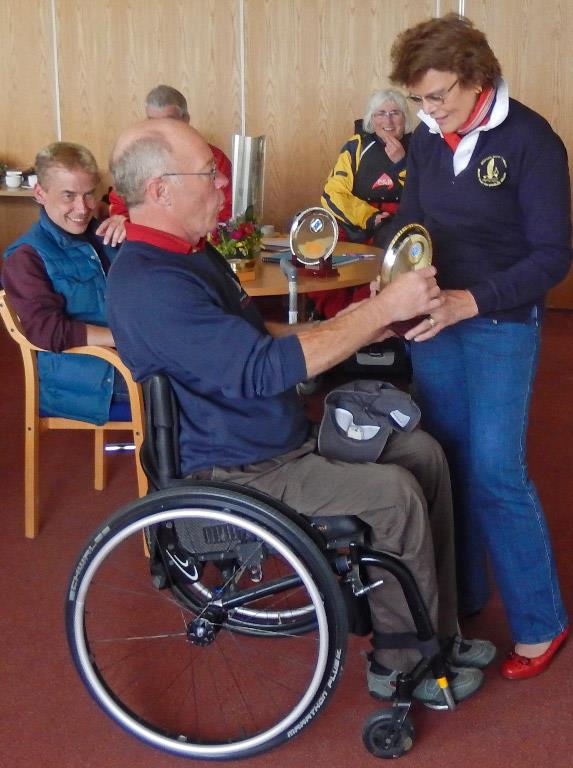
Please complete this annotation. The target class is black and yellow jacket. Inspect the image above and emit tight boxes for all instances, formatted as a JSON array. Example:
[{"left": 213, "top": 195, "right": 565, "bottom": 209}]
[{"left": 321, "top": 129, "right": 410, "bottom": 241}]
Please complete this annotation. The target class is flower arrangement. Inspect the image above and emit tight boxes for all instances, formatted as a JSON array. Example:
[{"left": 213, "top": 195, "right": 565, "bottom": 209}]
[{"left": 208, "top": 205, "right": 262, "bottom": 261}]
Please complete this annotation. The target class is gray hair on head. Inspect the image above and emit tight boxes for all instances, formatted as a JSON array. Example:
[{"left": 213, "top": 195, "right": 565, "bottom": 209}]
[
  {"left": 110, "top": 132, "right": 173, "bottom": 209},
  {"left": 145, "top": 84, "right": 189, "bottom": 121},
  {"left": 362, "top": 88, "right": 413, "bottom": 134}
]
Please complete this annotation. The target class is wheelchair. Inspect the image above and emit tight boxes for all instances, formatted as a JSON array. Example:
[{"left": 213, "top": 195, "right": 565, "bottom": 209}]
[{"left": 65, "top": 375, "right": 456, "bottom": 761}]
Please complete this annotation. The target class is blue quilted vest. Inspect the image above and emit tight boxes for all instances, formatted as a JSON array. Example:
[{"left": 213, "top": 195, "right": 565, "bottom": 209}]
[{"left": 4, "top": 210, "right": 118, "bottom": 424}]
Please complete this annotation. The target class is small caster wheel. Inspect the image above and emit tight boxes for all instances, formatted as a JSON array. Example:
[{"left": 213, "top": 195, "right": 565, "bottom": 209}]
[{"left": 362, "top": 710, "right": 415, "bottom": 759}]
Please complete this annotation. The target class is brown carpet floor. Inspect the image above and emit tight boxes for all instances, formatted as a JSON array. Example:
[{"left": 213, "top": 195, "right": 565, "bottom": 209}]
[{"left": 1, "top": 311, "right": 572, "bottom": 768}]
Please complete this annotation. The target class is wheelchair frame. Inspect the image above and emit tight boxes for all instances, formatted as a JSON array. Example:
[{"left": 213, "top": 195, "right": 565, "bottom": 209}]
[{"left": 65, "top": 374, "right": 455, "bottom": 761}]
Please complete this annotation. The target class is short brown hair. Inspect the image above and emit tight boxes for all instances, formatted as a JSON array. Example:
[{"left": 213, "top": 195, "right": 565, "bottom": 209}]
[
  {"left": 35, "top": 142, "right": 99, "bottom": 187},
  {"left": 389, "top": 14, "right": 502, "bottom": 89}
]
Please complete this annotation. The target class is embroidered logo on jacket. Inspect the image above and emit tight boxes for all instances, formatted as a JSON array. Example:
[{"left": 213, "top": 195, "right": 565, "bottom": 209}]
[
  {"left": 372, "top": 173, "right": 394, "bottom": 190},
  {"left": 477, "top": 155, "right": 507, "bottom": 187}
]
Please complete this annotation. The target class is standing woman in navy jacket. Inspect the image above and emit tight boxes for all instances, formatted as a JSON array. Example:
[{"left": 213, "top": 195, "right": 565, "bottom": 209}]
[{"left": 376, "top": 14, "right": 571, "bottom": 679}]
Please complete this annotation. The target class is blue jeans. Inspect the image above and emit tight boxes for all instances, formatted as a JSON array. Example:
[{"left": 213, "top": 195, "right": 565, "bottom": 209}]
[{"left": 410, "top": 313, "right": 568, "bottom": 643}]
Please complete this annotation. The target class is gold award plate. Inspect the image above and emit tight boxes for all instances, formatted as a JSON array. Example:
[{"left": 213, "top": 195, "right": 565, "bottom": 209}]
[{"left": 380, "top": 223, "right": 432, "bottom": 285}]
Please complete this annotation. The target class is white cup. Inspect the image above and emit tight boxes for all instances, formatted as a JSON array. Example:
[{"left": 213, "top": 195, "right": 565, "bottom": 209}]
[
  {"left": 27, "top": 173, "right": 38, "bottom": 188},
  {"left": 5, "top": 171, "right": 22, "bottom": 189},
  {"left": 261, "top": 224, "right": 275, "bottom": 236}
]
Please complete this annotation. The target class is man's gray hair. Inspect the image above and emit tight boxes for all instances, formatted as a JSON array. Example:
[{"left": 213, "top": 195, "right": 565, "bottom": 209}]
[
  {"left": 362, "top": 89, "right": 413, "bottom": 134},
  {"left": 110, "top": 132, "right": 173, "bottom": 209},
  {"left": 145, "top": 85, "right": 189, "bottom": 121}
]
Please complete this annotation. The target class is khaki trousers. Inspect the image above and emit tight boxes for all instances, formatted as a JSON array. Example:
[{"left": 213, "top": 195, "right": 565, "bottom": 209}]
[{"left": 190, "top": 428, "right": 457, "bottom": 670}]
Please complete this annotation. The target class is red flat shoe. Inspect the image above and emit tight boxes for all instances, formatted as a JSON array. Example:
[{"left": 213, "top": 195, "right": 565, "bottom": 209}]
[{"left": 501, "top": 627, "right": 569, "bottom": 680}]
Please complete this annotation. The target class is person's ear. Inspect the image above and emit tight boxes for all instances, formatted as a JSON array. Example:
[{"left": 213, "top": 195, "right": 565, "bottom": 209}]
[
  {"left": 33, "top": 183, "right": 48, "bottom": 206},
  {"left": 146, "top": 176, "right": 171, "bottom": 206}
]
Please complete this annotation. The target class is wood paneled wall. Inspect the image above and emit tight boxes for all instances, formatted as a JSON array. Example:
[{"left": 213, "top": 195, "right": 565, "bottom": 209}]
[
  {"left": 1, "top": 0, "right": 573, "bottom": 304},
  {"left": 56, "top": 0, "right": 239, "bottom": 172},
  {"left": 244, "top": 0, "right": 437, "bottom": 228},
  {"left": 0, "top": 0, "right": 55, "bottom": 253}
]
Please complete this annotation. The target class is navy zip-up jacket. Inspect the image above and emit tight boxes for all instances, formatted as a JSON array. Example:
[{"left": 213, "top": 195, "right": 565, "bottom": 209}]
[
  {"left": 107, "top": 238, "right": 309, "bottom": 475},
  {"left": 376, "top": 92, "right": 572, "bottom": 321}
]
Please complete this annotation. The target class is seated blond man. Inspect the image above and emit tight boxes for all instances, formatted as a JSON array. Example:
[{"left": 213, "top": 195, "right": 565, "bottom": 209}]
[{"left": 2, "top": 142, "right": 127, "bottom": 424}]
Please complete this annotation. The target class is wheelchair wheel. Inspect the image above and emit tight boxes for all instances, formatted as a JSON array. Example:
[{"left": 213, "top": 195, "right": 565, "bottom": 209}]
[
  {"left": 66, "top": 486, "right": 348, "bottom": 761},
  {"left": 362, "top": 710, "right": 415, "bottom": 759}
]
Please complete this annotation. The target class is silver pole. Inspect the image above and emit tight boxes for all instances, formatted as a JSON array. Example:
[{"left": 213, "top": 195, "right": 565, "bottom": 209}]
[{"left": 280, "top": 255, "right": 298, "bottom": 325}]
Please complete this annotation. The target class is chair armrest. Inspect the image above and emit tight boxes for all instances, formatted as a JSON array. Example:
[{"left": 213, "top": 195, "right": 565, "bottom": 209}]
[
  {"left": 65, "top": 345, "right": 133, "bottom": 381},
  {"left": 65, "top": 345, "right": 144, "bottom": 425}
]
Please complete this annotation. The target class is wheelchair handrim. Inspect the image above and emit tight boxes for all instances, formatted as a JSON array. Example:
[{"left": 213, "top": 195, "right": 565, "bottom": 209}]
[{"left": 70, "top": 506, "right": 332, "bottom": 759}]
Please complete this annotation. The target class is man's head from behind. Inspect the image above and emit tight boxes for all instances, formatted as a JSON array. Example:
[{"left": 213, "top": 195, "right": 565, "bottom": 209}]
[
  {"left": 144, "top": 85, "right": 190, "bottom": 123},
  {"left": 110, "top": 119, "right": 226, "bottom": 244},
  {"left": 34, "top": 142, "right": 100, "bottom": 235}
]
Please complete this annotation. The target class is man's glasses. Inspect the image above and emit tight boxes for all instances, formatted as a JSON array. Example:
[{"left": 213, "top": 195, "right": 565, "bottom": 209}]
[
  {"left": 372, "top": 110, "right": 403, "bottom": 119},
  {"left": 161, "top": 165, "right": 217, "bottom": 181},
  {"left": 407, "top": 79, "right": 459, "bottom": 106}
]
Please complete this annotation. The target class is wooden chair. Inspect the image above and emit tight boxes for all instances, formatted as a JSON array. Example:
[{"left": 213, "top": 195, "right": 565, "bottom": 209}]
[{"left": 0, "top": 289, "right": 147, "bottom": 538}]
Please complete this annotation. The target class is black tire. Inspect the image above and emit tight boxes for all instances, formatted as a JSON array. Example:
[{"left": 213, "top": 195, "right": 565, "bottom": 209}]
[
  {"left": 362, "top": 710, "right": 415, "bottom": 759},
  {"left": 66, "top": 486, "right": 348, "bottom": 761}
]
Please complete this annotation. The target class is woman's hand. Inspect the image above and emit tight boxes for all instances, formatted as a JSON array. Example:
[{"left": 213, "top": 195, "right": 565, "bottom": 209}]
[
  {"left": 382, "top": 133, "right": 406, "bottom": 163},
  {"left": 373, "top": 212, "right": 391, "bottom": 227},
  {"left": 405, "top": 289, "right": 479, "bottom": 341}
]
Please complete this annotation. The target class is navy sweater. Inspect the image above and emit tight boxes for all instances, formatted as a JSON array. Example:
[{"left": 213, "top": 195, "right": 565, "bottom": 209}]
[
  {"left": 376, "top": 98, "right": 572, "bottom": 321},
  {"left": 107, "top": 240, "right": 309, "bottom": 475}
]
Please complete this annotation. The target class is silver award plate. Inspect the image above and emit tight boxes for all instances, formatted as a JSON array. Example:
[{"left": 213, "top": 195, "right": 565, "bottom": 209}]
[{"left": 290, "top": 207, "right": 339, "bottom": 267}]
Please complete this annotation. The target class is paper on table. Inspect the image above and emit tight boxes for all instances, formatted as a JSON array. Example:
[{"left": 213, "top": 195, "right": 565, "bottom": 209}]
[{"left": 261, "top": 236, "right": 290, "bottom": 251}]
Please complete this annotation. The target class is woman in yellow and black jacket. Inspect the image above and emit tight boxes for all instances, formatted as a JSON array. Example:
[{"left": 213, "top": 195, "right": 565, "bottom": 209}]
[
  {"left": 321, "top": 89, "right": 412, "bottom": 243},
  {"left": 311, "top": 89, "right": 412, "bottom": 318}
]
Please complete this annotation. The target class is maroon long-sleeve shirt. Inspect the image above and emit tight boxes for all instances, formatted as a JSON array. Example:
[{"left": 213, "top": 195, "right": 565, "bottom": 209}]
[{"left": 2, "top": 243, "right": 110, "bottom": 351}]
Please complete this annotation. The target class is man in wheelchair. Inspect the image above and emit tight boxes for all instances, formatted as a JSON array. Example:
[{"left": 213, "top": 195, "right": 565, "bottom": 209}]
[{"left": 106, "top": 117, "right": 495, "bottom": 710}]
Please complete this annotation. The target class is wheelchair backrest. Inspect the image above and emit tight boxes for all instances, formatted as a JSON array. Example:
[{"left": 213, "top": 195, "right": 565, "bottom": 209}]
[{"left": 141, "top": 374, "right": 184, "bottom": 490}]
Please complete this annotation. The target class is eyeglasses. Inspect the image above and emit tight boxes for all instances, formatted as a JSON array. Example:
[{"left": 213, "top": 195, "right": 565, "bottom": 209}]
[
  {"left": 407, "top": 79, "right": 459, "bottom": 106},
  {"left": 161, "top": 165, "right": 217, "bottom": 181},
  {"left": 372, "top": 110, "right": 403, "bottom": 119}
]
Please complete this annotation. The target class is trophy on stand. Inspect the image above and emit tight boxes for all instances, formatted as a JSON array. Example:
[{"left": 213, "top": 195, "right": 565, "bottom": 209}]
[
  {"left": 289, "top": 206, "right": 339, "bottom": 277},
  {"left": 379, "top": 223, "right": 433, "bottom": 335}
]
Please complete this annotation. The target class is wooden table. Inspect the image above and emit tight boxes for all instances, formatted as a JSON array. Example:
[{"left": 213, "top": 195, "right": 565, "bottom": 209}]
[
  {"left": 0, "top": 185, "right": 35, "bottom": 197},
  {"left": 244, "top": 242, "right": 382, "bottom": 297}
]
